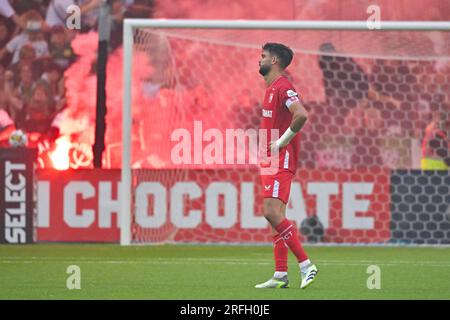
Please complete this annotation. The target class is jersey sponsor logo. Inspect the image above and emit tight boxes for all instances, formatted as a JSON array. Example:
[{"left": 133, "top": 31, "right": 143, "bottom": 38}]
[
  {"left": 286, "top": 90, "right": 298, "bottom": 97},
  {"left": 262, "top": 109, "right": 272, "bottom": 118},
  {"left": 268, "top": 92, "right": 274, "bottom": 103}
]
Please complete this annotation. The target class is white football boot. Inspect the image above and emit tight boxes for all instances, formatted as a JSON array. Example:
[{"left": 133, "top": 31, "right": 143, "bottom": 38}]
[
  {"left": 255, "top": 275, "right": 290, "bottom": 289},
  {"left": 300, "top": 264, "right": 319, "bottom": 289}
]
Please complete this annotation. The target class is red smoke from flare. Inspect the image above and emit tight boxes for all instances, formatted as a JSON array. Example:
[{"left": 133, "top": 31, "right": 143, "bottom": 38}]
[{"left": 62, "top": 32, "right": 154, "bottom": 168}]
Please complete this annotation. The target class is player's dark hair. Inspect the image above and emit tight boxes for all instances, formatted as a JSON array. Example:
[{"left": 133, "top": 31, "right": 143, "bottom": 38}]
[{"left": 262, "top": 42, "right": 294, "bottom": 69}]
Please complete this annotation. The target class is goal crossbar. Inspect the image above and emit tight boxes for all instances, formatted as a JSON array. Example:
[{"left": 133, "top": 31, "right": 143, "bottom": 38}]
[{"left": 123, "top": 19, "right": 450, "bottom": 31}]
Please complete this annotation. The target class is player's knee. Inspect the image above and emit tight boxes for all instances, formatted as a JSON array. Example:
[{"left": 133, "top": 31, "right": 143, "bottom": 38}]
[
  {"left": 263, "top": 198, "right": 286, "bottom": 226},
  {"left": 263, "top": 203, "right": 279, "bottom": 221},
  {"left": 263, "top": 211, "right": 273, "bottom": 221}
]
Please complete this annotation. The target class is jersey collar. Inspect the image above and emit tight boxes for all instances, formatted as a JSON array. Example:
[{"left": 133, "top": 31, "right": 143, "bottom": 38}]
[{"left": 267, "top": 75, "right": 284, "bottom": 89}]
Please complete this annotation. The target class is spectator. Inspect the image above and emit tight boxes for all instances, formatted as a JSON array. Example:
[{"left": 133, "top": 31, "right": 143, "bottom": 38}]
[
  {"left": 319, "top": 45, "right": 406, "bottom": 115},
  {"left": 344, "top": 99, "right": 385, "bottom": 168},
  {"left": 316, "top": 43, "right": 411, "bottom": 169},
  {"left": 0, "top": 63, "right": 5, "bottom": 105},
  {"left": 8, "top": 44, "right": 42, "bottom": 81},
  {"left": 41, "top": 62, "right": 65, "bottom": 110},
  {"left": 0, "top": 64, "right": 11, "bottom": 118},
  {"left": 369, "top": 59, "right": 414, "bottom": 110},
  {"left": 318, "top": 42, "right": 369, "bottom": 110},
  {"left": 421, "top": 104, "right": 450, "bottom": 170},
  {"left": 423, "top": 7, "right": 450, "bottom": 72},
  {"left": 0, "top": 58, "right": 15, "bottom": 143},
  {"left": 1, "top": 10, "right": 49, "bottom": 65},
  {"left": 0, "top": 0, "right": 26, "bottom": 29},
  {"left": 9, "top": 0, "right": 47, "bottom": 16},
  {"left": 0, "top": 107, "right": 15, "bottom": 145},
  {"left": 30, "top": 79, "right": 55, "bottom": 110},
  {"left": 0, "top": 18, "right": 10, "bottom": 47},
  {"left": 0, "top": 0, "right": 15, "bottom": 19},
  {"left": 48, "top": 25, "right": 76, "bottom": 68},
  {"left": 124, "top": 0, "right": 154, "bottom": 18},
  {"left": 46, "top": 0, "right": 102, "bottom": 31},
  {"left": 0, "top": 17, "right": 14, "bottom": 66},
  {"left": 16, "top": 80, "right": 59, "bottom": 141},
  {"left": 109, "top": 0, "right": 125, "bottom": 50},
  {"left": 372, "top": 100, "right": 412, "bottom": 169},
  {"left": 6, "top": 62, "right": 36, "bottom": 120},
  {"left": 406, "top": 60, "right": 450, "bottom": 150},
  {"left": 0, "top": 64, "right": 17, "bottom": 119},
  {"left": 15, "top": 62, "right": 36, "bottom": 98}
]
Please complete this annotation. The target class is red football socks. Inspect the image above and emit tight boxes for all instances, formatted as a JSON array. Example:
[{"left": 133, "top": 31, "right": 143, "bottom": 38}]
[
  {"left": 273, "top": 234, "right": 288, "bottom": 272},
  {"left": 275, "top": 218, "right": 308, "bottom": 263}
]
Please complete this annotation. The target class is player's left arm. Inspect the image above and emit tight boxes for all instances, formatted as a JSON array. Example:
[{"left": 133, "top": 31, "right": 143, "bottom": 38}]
[{"left": 271, "top": 100, "right": 308, "bottom": 151}]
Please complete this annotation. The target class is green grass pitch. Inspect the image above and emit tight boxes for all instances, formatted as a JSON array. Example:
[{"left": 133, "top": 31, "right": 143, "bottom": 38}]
[{"left": 0, "top": 244, "right": 449, "bottom": 300}]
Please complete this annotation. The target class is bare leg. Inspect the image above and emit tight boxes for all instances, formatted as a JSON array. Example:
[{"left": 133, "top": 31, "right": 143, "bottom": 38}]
[
  {"left": 264, "top": 198, "right": 287, "bottom": 233},
  {"left": 269, "top": 202, "right": 286, "bottom": 236}
]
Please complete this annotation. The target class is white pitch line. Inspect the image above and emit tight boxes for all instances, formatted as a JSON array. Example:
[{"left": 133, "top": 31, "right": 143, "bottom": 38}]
[
  {"left": 1, "top": 256, "right": 450, "bottom": 264},
  {"left": 0, "top": 258, "right": 450, "bottom": 268}
]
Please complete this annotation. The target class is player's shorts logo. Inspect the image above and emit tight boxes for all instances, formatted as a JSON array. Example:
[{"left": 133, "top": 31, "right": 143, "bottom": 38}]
[{"left": 264, "top": 185, "right": 272, "bottom": 191}]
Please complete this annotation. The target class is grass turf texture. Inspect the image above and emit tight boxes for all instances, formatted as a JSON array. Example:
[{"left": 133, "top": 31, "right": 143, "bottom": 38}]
[{"left": 0, "top": 244, "right": 449, "bottom": 299}]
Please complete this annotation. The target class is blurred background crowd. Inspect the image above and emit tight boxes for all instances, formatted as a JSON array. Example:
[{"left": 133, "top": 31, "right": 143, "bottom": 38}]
[
  {"left": 0, "top": 0, "right": 449, "bottom": 170},
  {"left": 0, "top": 0, "right": 154, "bottom": 146}
]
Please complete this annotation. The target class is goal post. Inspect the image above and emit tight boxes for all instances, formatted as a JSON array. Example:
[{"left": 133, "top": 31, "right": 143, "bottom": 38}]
[
  {"left": 121, "top": 19, "right": 450, "bottom": 246},
  {"left": 121, "top": 19, "right": 134, "bottom": 245}
]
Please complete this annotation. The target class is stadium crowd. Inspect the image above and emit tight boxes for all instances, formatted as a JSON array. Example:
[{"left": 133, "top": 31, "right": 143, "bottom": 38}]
[
  {"left": 0, "top": 0, "right": 449, "bottom": 170},
  {"left": 303, "top": 41, "right": 450, "bottom": 170},
  {"left": 0, "top": 0, "right": 154, "bottom": 146}
]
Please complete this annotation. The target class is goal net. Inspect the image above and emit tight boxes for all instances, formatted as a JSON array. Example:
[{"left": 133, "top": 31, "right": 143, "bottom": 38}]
[{"left": 121, "top": 20, "right": 450, "bottom": 245}]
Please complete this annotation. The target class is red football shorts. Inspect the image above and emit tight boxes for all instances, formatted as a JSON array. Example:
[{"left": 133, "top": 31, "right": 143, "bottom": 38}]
[{"left": 260, "top": 169, "right": 294, "bottom": 204}]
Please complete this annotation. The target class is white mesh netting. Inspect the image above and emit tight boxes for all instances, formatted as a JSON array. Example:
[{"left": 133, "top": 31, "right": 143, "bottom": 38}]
[{"left": 126, "top": 27, "right": 450, "bottom": 244}]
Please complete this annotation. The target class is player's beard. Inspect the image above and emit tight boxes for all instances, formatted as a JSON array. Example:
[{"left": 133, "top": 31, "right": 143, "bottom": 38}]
[{"left": 259, "top": 64, "right": 271, "bottom": 76}]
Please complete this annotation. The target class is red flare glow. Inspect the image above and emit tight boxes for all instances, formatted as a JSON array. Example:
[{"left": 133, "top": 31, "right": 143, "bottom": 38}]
[{"left": 50, "top": 136, "right": 71, "bottom": 170}]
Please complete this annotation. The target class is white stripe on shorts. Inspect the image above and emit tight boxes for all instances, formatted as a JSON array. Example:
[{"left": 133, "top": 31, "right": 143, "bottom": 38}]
[
  {"left": 273, "top": 180, "right": 280, "bottom": 198},
  {"left": 283, "top": 151, "right": 289, "bottom": 169}
]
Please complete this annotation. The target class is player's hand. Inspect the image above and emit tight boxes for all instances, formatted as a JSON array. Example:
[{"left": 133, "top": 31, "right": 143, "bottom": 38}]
[
  {"left": 272, "top": 135, "right": 294, "bottom": 153},
  {"left": 269, "top": 140, "right": 281, "bottom": 153}
]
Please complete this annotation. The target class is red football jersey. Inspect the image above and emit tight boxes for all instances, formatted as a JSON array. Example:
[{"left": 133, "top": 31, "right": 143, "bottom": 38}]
[{"left": 260, "top": 75, "right": 301, "bottom": 173}]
